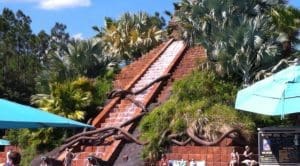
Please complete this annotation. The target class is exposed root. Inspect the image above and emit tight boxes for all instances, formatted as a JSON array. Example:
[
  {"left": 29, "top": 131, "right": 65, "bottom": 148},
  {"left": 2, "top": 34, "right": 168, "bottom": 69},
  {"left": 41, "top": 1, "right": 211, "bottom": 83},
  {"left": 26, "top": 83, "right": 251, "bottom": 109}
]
[
  {"left": 170, "top": 138, "right": 191, "bottom": 146},
  {"left": 38, "top": 74, "right": 172, "bottom": 162},
  {"left": 186, "top": 127, "right": 242, "bottom": 146},
  {"left": 132, "top": 74, "right": 171, "bottom": 95},
  {"left": 167, "top": 132, "right": 191, "bottom": 146},
  {"left": 107, "top": 74, "right": 171, "bottom": 99},
  {"left": 125, "top": 96, "right": 148, "bottom": 112},
  {"left": 113, "top": 133, "right": 148, "bottom": 145},
  {"left": 158, "top": 129, "right": 170, "bottom": 146}
]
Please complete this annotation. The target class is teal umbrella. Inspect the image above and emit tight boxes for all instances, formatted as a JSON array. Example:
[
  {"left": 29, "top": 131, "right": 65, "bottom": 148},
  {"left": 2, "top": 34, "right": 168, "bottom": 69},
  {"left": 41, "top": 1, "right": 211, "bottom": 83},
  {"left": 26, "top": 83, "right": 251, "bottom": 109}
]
[
  {"left": 0, "top": 139, "right": 10, "bottom": 145},
  {"left": 235, "top": 63, "right": 300, "bottom": 117},
  {"left": 0, "top": 99, "right": 94, "bottom": 129}
]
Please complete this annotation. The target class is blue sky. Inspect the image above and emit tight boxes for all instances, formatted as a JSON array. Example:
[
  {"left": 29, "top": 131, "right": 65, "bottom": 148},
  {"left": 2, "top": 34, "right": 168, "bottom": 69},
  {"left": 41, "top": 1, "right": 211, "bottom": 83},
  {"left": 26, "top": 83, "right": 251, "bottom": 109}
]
[{"left": 0, "top": 0, "right": 299, "bottom": 39}]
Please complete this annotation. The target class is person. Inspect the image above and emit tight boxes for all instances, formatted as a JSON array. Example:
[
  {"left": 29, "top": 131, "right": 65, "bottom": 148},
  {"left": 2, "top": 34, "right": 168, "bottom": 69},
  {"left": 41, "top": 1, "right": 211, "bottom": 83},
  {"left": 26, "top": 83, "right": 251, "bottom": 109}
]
[
  {"left": 159, "top": 154, "right": 168, "bottom": 166},
  {"left": 241, "top": 146, "right": 258, "bottom": 166},
  {"left": 229, "top": 147, "right": 239, "bottom": 166},
  {"left": 5, "top": 151, "right": 21, "bottom": 166},
  {"left": 5, "top": 150, "right": 12, "bottom": 165},
  {"left": 190, "top": 159, "right": 196, "bottom": 166},
  {"left": 40, "top": 156, "right": 48, "bottom": 166},
  {"left": 64, "top": 148, "right": 73, "bottom": 166},
  {"left": 179, "top": 159, "right": 186, "bottom": 166}
]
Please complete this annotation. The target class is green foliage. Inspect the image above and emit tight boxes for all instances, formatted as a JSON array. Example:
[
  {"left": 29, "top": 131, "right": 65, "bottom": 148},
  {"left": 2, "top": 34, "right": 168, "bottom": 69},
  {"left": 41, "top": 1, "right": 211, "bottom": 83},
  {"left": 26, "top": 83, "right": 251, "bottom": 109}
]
[
  {"left": 174, "top": 0, "right": 287, "bottom": 85},
  {"left": 172, "top": 71, "right": 237, "bottom": 105},
  {"left": 6, "top": 128, "right": 66, "bottom": 165},
  {"left": 35, "top": 24, "right": 112, "bottom": 93},
  {"left": 0, "top": 8, "right": 41, "bottom": 103},
  {"left": 32, "top": 76, "right": 112, "bottom": 121},
  {"left": 95, "top": 12, "right": 166, "bottom": 61},
  {"left": 270, "top": 6, "right": 300, "bottom": 54},
  {"left": 139, "top": 71, "right": 254, "bottom": 159},
  {"left": 271, "top": 6, "right": 300, "bottom": 40},
  {"left": 204, "top": 104, "right": 254, "bottom": 137},
  {"left": 5, "top": 76, "right": 113, "bottom": 164}
]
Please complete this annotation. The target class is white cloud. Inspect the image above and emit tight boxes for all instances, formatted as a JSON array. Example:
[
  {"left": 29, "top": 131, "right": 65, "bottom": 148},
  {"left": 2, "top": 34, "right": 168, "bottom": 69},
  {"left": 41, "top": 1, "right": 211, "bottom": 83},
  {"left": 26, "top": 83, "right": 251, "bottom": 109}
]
[
  {"left": 72, "top": 33, "right": 84, "bottom": 40},
  {"left": 39, "top": 0, "right": 91, "bottom": 10},
  {"left": 2, "top": 0, "right": 91, "bottom": 10}
]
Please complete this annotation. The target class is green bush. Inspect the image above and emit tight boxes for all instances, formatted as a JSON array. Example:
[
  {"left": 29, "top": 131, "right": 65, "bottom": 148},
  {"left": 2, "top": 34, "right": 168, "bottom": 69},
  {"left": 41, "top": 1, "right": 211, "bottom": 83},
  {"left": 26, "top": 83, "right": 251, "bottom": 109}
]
[
  {"left": 139, "top": 71, "right": 254, "bottom": 159},
  {"left": 5, "top": 75, "right": 113, "bottom": 164}
]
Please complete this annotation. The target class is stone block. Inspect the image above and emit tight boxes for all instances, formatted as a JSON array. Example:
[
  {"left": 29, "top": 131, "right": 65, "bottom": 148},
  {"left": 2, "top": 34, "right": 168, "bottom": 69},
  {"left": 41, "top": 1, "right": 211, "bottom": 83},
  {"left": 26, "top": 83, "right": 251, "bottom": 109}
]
[
  {"left": 206, "top": 154, "right": 214, "bottom": 162},
  {"left": 213, "top": 154, "right": 221, "bottom": 162},
  {"left": 213, "top": 147, "right": 221, "bottom": 154}
]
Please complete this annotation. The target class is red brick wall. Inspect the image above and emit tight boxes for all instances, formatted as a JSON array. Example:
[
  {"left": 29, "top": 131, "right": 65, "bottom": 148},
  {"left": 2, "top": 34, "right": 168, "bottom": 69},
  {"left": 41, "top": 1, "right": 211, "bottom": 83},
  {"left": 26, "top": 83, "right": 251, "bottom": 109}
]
[{"left": 162, "top": 146, "right": 235, "bottom": 166}]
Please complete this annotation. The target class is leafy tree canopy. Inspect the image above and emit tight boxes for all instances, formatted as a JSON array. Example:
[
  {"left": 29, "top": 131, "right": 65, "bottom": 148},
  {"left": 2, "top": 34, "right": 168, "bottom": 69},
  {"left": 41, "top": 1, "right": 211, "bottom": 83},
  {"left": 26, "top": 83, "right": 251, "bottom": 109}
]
[
  {"left": 0, "top": 8, "right": 41, "bottom": 103},
  {"left": 94, "top": 12, "right": 166, "bottom": 62},
  {"left": 173, "top": 0, "right": 299, "bottom": 86}
]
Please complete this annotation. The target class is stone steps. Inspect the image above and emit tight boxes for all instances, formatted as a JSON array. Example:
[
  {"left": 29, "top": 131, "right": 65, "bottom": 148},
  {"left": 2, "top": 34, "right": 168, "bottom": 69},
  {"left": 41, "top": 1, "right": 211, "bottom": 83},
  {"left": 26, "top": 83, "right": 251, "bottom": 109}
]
[{"left": 68, "top": 40, "right": 188, "bottom": 165}]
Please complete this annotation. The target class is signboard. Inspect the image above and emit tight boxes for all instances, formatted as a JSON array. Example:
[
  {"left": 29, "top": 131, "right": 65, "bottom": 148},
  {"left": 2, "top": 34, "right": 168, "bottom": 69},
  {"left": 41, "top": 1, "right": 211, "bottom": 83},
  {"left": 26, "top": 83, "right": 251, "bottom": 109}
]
[{"left": 258, "top": 127, "right": 300, "bottom": 165}]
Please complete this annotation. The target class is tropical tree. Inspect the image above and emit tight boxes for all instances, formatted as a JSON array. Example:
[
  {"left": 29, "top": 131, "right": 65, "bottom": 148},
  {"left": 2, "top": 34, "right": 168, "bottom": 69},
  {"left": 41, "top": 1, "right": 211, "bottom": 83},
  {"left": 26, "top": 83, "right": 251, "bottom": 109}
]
[
  {"left": 0, "top": 8, "right": 41, "bottom": 103},
  {"left": 35, "top": 23, "right": 111, "bottom": 93},
  {"left": 66, "top": 39, "right": 111, "bottom": 78},
  {"left": 37, "top": 23, "right": 71, "bottom": 86},
  {"left": 270, "top": 6, "right": 300, "bottom": 56},
  {"left": 94, "top": 12, "right": 166, "bottom": 62},
  {"left": 6, "top": 76, "right": 113, "bottom": 164},
  {"left": 173, "top": 0, "right": 285, "bottom": 85},
  {"left": 32, "top": 78, "right": 92, "bottom": 120}
]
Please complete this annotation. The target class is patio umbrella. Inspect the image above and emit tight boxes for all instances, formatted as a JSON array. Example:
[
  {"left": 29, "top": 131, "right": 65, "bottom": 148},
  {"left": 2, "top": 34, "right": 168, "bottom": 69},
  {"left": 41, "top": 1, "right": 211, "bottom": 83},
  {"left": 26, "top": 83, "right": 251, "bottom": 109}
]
[
  {"left": 0, "top": 139, "right": 10, "bottom": 145},
  {"left": 0, "top": 99, "right": 94, "bottom": 129},
  {"left": 235, "top": 63, "right": 300, "bottom": 117}
]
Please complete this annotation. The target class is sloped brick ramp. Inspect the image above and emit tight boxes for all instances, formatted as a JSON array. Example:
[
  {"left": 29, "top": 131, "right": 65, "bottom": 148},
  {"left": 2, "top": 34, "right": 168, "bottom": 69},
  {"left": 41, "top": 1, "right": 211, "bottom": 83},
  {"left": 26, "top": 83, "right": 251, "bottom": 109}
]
[{"left": 40, "top": 39, "right": 206, "bottom": 166}]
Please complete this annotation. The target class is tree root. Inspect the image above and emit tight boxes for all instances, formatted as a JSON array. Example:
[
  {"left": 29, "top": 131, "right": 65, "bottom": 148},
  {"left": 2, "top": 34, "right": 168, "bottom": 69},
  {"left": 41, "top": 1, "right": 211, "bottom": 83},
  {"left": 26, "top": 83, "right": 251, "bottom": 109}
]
[
  {"left": 158, "top": 129, "right": 170, "bottom": 146},
  {"left": 124, "top": 96, "right": 148, "bottom": 112},
  {"left": 61, "top": 126, "right": 149, "bottom": 152},
  {"left": 40, "top": 74, "right": 172, "bottom": 161},
  {"left": 167, "top": 132, "right": 191, "bottom": 146},
  {"left": 107, "top": 74, "right": 171, "bottom": 99},
  {"left": 170, "top": 138, "right": 191, "bottom": 146},
  {"left": 132, "top": 74, "right": 171, "bottom": 95},
  {"left": 186, "top": 127, "right": 242, "bottom": 146},
  {"left": 113, "top": 133, "right": 148, "bottom": 145}
]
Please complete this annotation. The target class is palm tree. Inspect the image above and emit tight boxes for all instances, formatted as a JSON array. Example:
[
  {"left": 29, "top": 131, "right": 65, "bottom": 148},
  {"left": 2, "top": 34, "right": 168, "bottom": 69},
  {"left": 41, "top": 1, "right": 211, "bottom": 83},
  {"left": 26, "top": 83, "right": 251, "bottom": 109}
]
[
  {"left": 95, "top": 12, "right": 165, "bottom": 62},
  {"left": 174, "top": 0, "right": 283, "bottom": 85},
  {"left": 66, "top": 39, "right": 110, "bottom": 78},
  {"left": 270, "top": 6, "right": 300, "bottom": 56},
  {"left": 36, "top": 38, "right": 109, "bottom": 91}
]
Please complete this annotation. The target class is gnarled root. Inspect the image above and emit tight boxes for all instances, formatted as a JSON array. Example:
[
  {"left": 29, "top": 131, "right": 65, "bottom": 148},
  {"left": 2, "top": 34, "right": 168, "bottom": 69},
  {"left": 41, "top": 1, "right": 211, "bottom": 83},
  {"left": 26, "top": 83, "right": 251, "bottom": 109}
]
[
  {"left": 186, "top": 127, "right": 242, "bottom": 146},
  {"left": 168, "top": 132, "right": 191, "bottom": 146},
  {"left": 107, "top": 74, "right": 171, "bottom": 99},
  {"left": 132, "top": 74, "right": 171, "bottom": 95},
  {"left": 113, "top": 133, "right": 148, "bottom": 145},
  {"left": 170, "top": 138, "right": 191, "bottom": 146}
]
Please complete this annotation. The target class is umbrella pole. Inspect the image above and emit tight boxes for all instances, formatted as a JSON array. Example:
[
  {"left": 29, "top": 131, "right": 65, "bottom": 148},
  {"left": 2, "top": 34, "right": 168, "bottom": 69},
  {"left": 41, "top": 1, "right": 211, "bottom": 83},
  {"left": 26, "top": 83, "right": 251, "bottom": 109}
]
[{"left": 297, "top": 115, "right": 300, "bottom": 126}]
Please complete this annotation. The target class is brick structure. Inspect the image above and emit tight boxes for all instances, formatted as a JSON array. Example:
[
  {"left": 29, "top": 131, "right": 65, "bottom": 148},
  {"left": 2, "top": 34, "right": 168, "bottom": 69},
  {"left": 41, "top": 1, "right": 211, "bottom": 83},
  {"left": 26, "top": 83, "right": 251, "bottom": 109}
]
[
  {"left": 159, "top": 139, "right": 258, "bottom": 166},
  {"left": 4, "top": 39, "right": 206, "bottom": 166},
  {"left": 0, "top": 145, "right": 20, "bottom": 164},
  {"left": 59, "top": 39, "right": 207, "bottom": 166}
]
